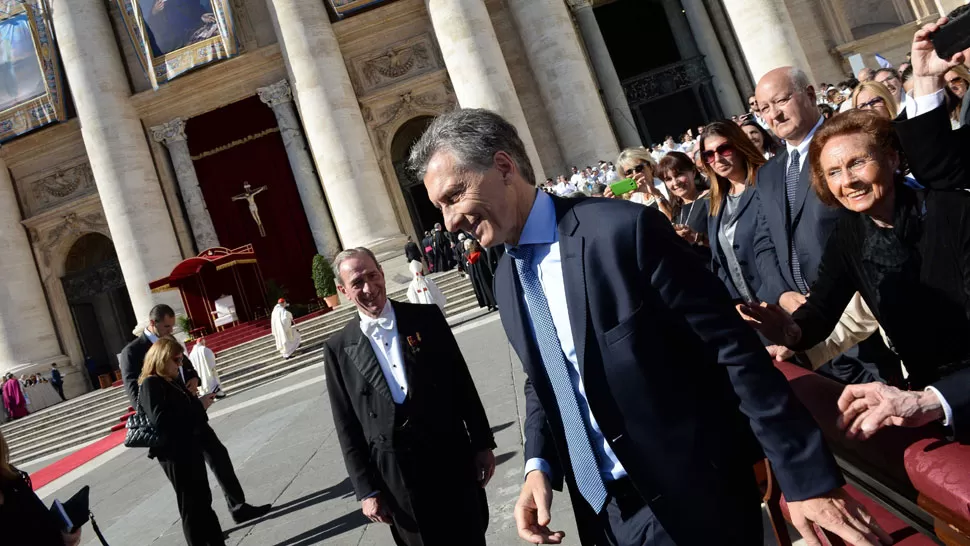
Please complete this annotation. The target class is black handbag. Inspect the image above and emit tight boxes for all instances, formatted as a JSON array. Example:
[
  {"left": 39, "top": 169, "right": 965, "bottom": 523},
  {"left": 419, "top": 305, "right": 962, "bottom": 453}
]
[{"left": 124, "top": 397, "right": 164, "bottom": 449}]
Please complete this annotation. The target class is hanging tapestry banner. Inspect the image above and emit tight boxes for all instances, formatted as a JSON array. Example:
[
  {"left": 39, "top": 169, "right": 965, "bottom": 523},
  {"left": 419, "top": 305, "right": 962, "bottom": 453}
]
[
  {"left": 0, "top": 1, "right": 67, "bottom": 143},
  {"left": 116, "top": 0, "right": 238, "bottom": 90}
]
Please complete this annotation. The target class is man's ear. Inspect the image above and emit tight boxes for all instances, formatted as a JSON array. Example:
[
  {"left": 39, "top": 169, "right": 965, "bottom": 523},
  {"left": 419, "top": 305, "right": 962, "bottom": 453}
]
[
  {"left": 336, "top": 282, "right": 347, "bottom": 296},
  {"left": 494, "top": 151, "right": 516, "bottom": 182}
]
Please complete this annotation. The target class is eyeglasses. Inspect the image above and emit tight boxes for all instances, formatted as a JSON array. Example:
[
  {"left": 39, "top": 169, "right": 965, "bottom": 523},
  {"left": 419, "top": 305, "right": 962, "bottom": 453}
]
[
  {"left": 857, "top": 96, "right": 885, "bottom": 110},
  {"left": 622, "top": 163, "right": 648, "bottom": 177},
  {"left": 701, "top": 143, "right": 736, "bottom": 164}
]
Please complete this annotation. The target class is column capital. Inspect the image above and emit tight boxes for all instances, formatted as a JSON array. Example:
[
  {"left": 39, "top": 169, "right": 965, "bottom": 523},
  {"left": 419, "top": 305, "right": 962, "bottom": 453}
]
[
  {"left": 150, "top": 118, "right": 188, "bottom": 144},
  {"left": 257, "top": 79, "right": 293, "bottom": 108},
  {"left": 565, "top": 0, "right": 592, "bottom": 11}
]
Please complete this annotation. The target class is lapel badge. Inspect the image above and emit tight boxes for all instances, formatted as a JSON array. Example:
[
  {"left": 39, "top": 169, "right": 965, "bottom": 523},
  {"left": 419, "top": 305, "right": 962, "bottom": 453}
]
[{"left": 407, "top": 333, "right": 422, "bottom": 355}]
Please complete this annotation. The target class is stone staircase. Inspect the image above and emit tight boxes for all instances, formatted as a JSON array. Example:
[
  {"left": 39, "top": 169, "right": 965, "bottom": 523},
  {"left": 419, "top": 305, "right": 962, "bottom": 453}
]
[{"left": 1, "top": 271, "right": 482, "bottom": 467}]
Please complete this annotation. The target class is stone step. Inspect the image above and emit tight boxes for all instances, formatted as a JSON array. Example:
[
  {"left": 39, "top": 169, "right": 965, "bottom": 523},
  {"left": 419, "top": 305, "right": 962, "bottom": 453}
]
[
  {"left": 5, "top": 394, "right": 129, "bottom": 451},
  {"left": 0, "top": 388, "right": 128, "bottom": 437}
]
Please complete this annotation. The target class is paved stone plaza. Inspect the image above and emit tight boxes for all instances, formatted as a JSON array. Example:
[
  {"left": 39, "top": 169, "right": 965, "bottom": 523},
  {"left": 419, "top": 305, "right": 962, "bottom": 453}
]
[{"left": 34, "top": 312, "right": 796, "bottom": 546}]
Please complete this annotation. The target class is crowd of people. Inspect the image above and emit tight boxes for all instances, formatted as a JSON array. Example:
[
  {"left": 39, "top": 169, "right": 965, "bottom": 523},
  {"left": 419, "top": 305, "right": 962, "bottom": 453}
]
[{"left": 1, "top": 364, "right": 67, "bottom": 423}]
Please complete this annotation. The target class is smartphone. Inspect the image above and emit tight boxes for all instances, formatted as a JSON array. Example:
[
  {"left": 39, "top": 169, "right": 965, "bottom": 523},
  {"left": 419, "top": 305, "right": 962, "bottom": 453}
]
[
  {"left": 931, "top": 9, "right": 970, "bottom": 60},
  {"left": 609, "top": 178, "right": 637, "bottom": 196}
]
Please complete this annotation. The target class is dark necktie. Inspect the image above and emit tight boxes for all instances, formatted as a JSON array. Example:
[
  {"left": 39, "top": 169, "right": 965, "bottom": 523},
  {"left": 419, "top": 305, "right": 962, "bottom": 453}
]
[
  {"left": 786, "top": 150, "right": 809, "bottom": 294},
  {"left": 512, "top": 246, "right": 608, "bottom": 513}
]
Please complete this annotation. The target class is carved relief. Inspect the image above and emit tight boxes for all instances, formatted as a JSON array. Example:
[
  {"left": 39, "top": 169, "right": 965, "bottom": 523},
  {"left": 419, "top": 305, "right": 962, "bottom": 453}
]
[
  {"left": 368, "top": 83, "right": 458, "bottom": 153},
  {"left": 29, "top": 163, "right": 96, "bottom": 214},
  {"left": 350, "top": 34, "right": 442, "bottom": 94},
  {"left": 34, "top": 211, "right": 109, "bottom": 268}
]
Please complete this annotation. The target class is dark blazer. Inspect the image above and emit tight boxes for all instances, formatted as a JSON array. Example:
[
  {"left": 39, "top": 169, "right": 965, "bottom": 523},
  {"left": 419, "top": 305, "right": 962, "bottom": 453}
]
[
  {"left": 0, "top": 469, "right": 65, "bottom": 546},
  {"left": 120, "top": 333, "right": 198, "bottom": 406},
  {"left": 139, "top": 375, "right": 209, "bottom": 459},
  {"left": 323, "top": 300, "right": 495, "bottom": 502},
  {"left": 404, "top": 241, "right": 423, "bottom": 263},
  {"left": 753, "top": 147, "right": 846, "bottom": 303},
  {"left": 495, "top": 195, "right": 842, "bottom": 544},
  {"left": 708, "top": 188, "right": 765, "bottom": 300}
]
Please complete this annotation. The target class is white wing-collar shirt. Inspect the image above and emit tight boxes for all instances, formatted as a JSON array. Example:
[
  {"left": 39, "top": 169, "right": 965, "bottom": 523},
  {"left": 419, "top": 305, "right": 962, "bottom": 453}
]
[{"left": 359, "top": 300, "right": 409, "bottom": 404}]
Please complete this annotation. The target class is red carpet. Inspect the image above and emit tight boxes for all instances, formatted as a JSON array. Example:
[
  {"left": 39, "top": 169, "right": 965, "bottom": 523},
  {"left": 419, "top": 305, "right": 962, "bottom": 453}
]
[{"left": 30, "top": 429, "right": 127, "bottom": 491}]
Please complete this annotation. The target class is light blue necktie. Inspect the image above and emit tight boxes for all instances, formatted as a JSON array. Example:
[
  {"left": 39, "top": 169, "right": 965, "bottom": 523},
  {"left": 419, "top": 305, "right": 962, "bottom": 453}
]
[{"left": 513, "top": 246, "right": 608, "bottom": 513}]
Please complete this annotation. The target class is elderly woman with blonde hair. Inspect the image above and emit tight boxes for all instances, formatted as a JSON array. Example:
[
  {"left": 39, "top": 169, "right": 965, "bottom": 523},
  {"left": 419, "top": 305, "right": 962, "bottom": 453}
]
[{"left": 605, "top": 147, "right": 672, "bottom": 217}]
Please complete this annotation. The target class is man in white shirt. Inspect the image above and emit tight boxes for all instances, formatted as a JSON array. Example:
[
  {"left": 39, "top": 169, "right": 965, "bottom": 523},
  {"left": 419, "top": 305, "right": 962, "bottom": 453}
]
[
  {"left": 323, "top": 247, "right": 496, "bottom": 546},
  {"left": 569, "top": 166, "right": 585, "bottom": 187},
  {"left": 553, "top": 175, "right": 578, "bottom": 196}
]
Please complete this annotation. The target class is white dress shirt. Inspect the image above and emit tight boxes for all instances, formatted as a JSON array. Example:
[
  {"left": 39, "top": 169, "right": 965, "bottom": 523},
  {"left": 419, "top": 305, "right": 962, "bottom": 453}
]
[
  {"left": 514, "top": 191, "right": 627, "bottom": 481},
  {"left": 785, "top": 116, "right": 825, "bottom": 173},
  {"left": 359, "top": 300, "right": 409, "bottom": 404}
]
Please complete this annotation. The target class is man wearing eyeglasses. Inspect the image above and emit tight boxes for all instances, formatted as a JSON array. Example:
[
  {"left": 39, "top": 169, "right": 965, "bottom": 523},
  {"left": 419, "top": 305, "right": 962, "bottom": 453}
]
[{"left": 874, "top": 68, "right": 905, "bottom": 104}]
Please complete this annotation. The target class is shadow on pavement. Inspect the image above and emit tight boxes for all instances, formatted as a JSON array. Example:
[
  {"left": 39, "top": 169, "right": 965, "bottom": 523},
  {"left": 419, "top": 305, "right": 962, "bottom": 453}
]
[
  {"left": 224, "top": 477, "right": 355, "bottom": 535},
  {"left": 270, "top": 511, "right": 369, "bottom": 546}
]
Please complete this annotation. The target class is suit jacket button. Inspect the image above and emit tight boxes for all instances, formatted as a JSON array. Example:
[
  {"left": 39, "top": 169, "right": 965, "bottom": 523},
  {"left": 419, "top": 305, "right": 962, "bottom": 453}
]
[
  {"left": 369, "top": 412, "right": 377, "bottom": 418},
  {"left": 378, "top": 434, "right": 386, "bottom": 442}
]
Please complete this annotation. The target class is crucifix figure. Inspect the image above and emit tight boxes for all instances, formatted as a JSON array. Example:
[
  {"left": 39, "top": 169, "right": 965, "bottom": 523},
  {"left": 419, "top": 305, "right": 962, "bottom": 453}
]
[{"left": 232, "top": 181, "right": 269, "bottom": 237}]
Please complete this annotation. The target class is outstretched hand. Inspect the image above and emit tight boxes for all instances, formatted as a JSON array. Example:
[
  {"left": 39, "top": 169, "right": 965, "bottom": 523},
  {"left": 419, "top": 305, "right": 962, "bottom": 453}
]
[
  {"left": 837, "top": 382, "right": 945, "bottom": 440},
  {"left": 737, "top": 302, "right": 802, "bottom": 347},
  {"left": 788, "top": 489, "right": 893, "bottom": 546},
  {"left": 912, "top": 17, "right": 970, "bottom": 79},
  {"left": 514, "top": 471, "right": 565, "bottom": 544}
]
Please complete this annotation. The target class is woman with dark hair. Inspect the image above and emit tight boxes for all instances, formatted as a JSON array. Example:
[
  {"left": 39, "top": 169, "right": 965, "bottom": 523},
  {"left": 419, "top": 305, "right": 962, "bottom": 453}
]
[
  {"left": 656, "top": 151, "right": 710, "bottom": 249},
  {"left": 742, "top": 107, "right": 970, "bottom": 443},
  {"left": 700, "top": 120, "right": 768, "bottom": 301},
  {"left": 740, "top": 119, "right": 779, "bottom": 159},
  {"left": 0, "top": 429, "right": 82, "bottom": 545}
]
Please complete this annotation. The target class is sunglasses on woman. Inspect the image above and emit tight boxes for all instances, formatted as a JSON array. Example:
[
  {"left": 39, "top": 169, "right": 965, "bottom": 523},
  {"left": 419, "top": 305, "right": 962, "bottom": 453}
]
[
  {"left": 701, "top": 143, "right": 736, "bottom": 164},
  {"left": 622, "top": 163, "right": 648, "bottom": 177}
]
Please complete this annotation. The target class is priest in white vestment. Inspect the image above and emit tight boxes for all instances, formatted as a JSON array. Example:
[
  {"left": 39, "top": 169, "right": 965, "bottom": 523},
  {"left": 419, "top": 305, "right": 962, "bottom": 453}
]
[
  {"left": 189, "top": 337, "right": 223, "bottom": 397},
  {"left": 271, "top": 298, "right": 301, "bottom": 358},
  {"left": 406, "top": 260, "right": 447, "bottom": 312}
]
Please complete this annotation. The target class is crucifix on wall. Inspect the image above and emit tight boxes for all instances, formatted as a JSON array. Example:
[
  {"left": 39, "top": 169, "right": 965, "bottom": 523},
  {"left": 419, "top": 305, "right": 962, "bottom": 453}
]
[{"left": 232, "top": 181, "right": 269, "bottom": 237}]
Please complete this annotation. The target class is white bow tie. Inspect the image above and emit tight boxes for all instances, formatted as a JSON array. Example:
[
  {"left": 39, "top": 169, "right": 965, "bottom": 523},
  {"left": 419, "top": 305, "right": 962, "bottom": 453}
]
[{"left": 361, "top": 316, "right": 394, "bottom": 337}]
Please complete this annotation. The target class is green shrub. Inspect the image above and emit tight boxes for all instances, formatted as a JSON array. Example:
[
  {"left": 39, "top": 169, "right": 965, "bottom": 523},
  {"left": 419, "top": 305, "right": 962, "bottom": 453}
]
[
  {"left": 311, "top": 255, "right": 337, "bottom": 298},
  {"left": 176, "top": 315, "right": 192, "bottom": 334},
  {"left": 265, "top": 279, "right": 288, "bottom": 307}
]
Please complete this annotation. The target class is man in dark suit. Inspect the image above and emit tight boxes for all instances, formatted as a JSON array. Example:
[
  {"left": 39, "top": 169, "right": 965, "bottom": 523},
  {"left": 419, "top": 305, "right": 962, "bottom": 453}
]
[
  {"left": 119, "top": 304, "right": 270, "bottom": 524},
  {"left": 403, "top": 235, "right": 424, "bottom": 266},
  {"left": 412, "top": 109, "right": 892, "bottom": 546},
  {"left": 753, "top": 67, "right": 900, "bottom": 385},
  {"left": 323, "top": 247, "right": 496, "bottom": 546}
]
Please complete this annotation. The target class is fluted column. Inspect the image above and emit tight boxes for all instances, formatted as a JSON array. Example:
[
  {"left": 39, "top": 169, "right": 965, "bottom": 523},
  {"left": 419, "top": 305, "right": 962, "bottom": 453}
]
[
  {"left": 150, "top": 119, "right": 220, "bottom": 252},
  {"left": 567, "top": 0, "right": 641, "bottom": 148},
  {"left": 426, "top": 0, "right": 545, "bottom": 181},
  {"left": 258, "top": 80, "right": 341, "bottom": 260},
  {"left": 50, "top": 0, "right": 183, "bottom": 319},
  {"left": 0, "top": 152, "right": 65, "bottom": 375},
  {"left": 721, "top": 0, "right": 815, "bottom": 83},
  {"left": 506, "top": 0, "right": 618, "bottom": 169},
  {"left": 681, "top": 0, "right": 746, "bottom": 115},
  {"left": 264, "top": 0, "right": 404, "bottom": 252}
]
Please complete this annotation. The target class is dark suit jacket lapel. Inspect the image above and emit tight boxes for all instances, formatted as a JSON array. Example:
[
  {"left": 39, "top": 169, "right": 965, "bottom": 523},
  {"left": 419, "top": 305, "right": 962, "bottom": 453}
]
[
  {"left": 342, "top": 321, "right": 394, "bottom": 402},
  {"left": 390, "top": 301, "right": 419, "bottom": 391},
  {"left": 496, "top": 254, "right": 538, "bottom": 377},
  {"left": 555, "top": 201, "right": 588, "bottom": 377},
  {"left": 792, "top": 160, "right": 812, "bottom": 222}
]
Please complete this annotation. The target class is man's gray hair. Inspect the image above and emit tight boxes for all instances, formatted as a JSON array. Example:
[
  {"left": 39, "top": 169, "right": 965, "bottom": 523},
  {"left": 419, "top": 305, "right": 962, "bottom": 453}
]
[
  {"left": 407, "top": 108, "right": 536, "bottom": 186},
  {"left": 789, "top": 67, "right": 811, "bottom": 93},
  {"left": 332, "top": 247, "right": 380, "bottom": 285}
]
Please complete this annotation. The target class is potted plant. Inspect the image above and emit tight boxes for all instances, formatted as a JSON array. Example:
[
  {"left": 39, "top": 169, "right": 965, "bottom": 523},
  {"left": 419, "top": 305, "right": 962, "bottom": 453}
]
[{"left": 312, "top": 255, "right": 340, "bottom": 308}]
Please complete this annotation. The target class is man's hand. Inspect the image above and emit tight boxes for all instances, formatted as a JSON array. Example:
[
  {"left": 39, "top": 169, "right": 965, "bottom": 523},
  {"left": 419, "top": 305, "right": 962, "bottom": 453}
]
[
  {"left": 766, "top": 345, "right": 795, "bottom": 362},
  {"left": 514, "top": 471, "right": 564, "bottom": 544},
  {"left": 788, "top": 489, "right": 892, "bottom": 546},
  {"left": 362, "top": 494, "right": 392, "bottom": 524},
  {"left": 912, "top": 17, "right": 970, "bottom": 97},
  {"left": 779, "top": 291, "right": 807, "bottom": 313},
  {"left": 738, "top": 301, "right": 802, "bottom": 347},
  {"left": 837, "top": 382, "right": 945, "bottom": 440},
  {"left": 474, "top": 449, "right": 496, "bottom": 487},
  {"left": 61, "top": 529, "right": 82, "bottom": 546}
]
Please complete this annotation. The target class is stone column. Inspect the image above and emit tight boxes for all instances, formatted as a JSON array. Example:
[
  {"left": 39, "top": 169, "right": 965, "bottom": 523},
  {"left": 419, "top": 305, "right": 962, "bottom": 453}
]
[
  {"left": 660, "top": 0, "right": 700, "bottom": 59},
  {"left": 568, "top": 0, "right": 642, "bottom": 148},
  {"left": 264, "top": 0, "right": 404, "bottom": 253},
  {"left": 506, "top": 0, "right": 618, "bottom": 169},
  {"left": 258, "top": 80, "right": 341, "bottom": 260},
  {"left": 0, "top": 152, "right": 64, "bottom": 375},
  {"left": 681, "top": 0, "right": 746, "bottom": 115},
  {"left": 50, "top": 0, "right": 183, "bottom": 320},
  {"left": 426, "top": 0, "right": 545, "bottom": 181},
  {"left": 721, "top": 0, "right": 816, "bottom": 83},
  {"left": 150, "top": 119, "right": 220, "bottom": 252}
]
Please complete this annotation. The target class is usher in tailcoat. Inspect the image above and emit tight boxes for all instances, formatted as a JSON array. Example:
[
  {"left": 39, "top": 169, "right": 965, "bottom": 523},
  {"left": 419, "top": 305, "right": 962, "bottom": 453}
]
[
  {"left": 323, "top": 300, "right": 495, "bottom": 546},
  {"left": 495, "top": 195, "right": 843, "bottom": 545}
]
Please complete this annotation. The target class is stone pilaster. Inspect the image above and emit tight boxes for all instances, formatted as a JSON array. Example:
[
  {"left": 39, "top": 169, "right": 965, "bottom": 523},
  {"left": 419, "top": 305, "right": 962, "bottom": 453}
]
[
  {"left": 681, "top": 0, "right": 746, "bottom": 115},
  {"left": 506, "top": 0, "right": 618, "bottom": 169},
  {"left": 0, "top": 151, "right": 66, "bottom": 376},
  {"left": 425, "top": 0, "right": 545, "bottom": 181},
  {"left": 720, "top": 0, "right": 816, "bottom": 83},
  {"left": 660, "top": 0, "right": 700, "bottom": 59},
  {"left": 567, "top": 0, "right": 642, "bottom": 149},
  {"left": 50, "top": 0, "right": 183, "bottom": 320},
  {"left": 264, "top": 0, "right": 405, "bottom": 253},
  {"left": 150, "top": 119, "right": 220, "bottom": 252},
  {"left": 258, "top": 80, "right": 341, "bottom": 260}
]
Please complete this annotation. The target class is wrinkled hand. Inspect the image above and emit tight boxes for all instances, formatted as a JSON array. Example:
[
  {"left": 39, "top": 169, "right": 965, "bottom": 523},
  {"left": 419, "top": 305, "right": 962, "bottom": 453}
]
[
  {"left": 779, "top": 291, "right": 807, "bottom": 313},
  {"left": 515, "top": 471, "right": 564, "bottom": 544},
  {"left": 912, "top": 17, "right": 970, "bottom": 79},
  {"left": 837, "top": 382, "right": 945, "bottom": 440},
  {"left": 475, "top": 449, "right": 496, "bottom": 486},
  {"left": 362, "top": 494, "right": 392, "bottom": 524},
  {"left": 738, "top": 302, "right": 802, "bottom": 347},
  {"left": 62, "top": 529, "right": 81, "bottom": 546},
  {"left": 788, "top": 489, "right": 892, "bottom": 546},
  {"left": 766, "top": 345, "right": 795, "bottom": 362}
]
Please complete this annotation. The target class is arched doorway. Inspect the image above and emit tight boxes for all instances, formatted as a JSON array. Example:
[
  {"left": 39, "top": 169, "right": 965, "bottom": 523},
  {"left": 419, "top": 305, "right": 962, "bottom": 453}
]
[
  {"left": 61, "top": 234, "right": 135, "bottom": 387},
  {"left": 391, "top": 116, "right": 443, "bottom": 237}
]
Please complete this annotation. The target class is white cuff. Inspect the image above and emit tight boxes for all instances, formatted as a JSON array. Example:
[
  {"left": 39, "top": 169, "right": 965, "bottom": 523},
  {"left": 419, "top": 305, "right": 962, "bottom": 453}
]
[
  {"left": 904, "top": 89, "right": 945, "bottom": 119},
  {"left": 925, "top": 386, "right": 953, "bottom": 427},
  {"left": 524, "top": 457, "right": 551, "bottom": 480}
]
